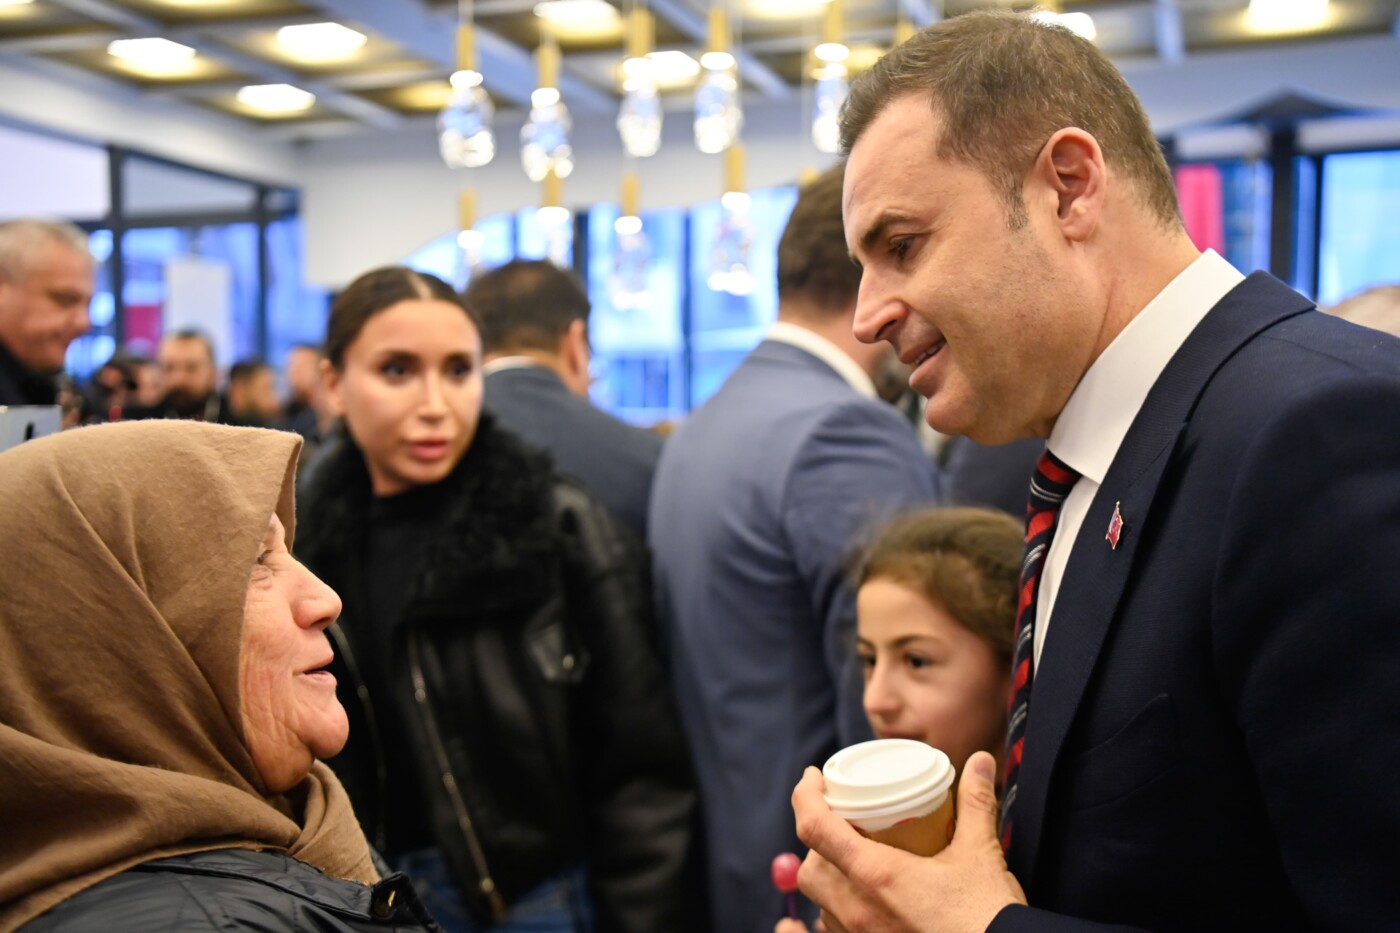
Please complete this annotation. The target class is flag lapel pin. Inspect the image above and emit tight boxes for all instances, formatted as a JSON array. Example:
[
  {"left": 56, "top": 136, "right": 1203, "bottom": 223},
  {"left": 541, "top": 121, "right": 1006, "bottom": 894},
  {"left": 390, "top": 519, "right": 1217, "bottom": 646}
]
[{"left": 1106, "top": 501, "right": 1125, "bottom": 550}]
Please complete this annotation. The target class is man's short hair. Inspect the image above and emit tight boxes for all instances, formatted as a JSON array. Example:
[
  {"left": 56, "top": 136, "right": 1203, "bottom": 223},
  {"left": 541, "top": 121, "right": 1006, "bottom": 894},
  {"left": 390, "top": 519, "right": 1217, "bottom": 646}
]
[
  {"left": 228, "top": 358, "right": 270, "bottom": 384},
  {"left": 162, "top": 329, "right": 216, "bottom": 363},
  {"left": 839, "top": 10, "right": 1181, "bottom": 231},
  {"left": 463, "top": 260, "right": 590, "bottom": 355},
  {"left": 0, "top": 219, "right": 93, "bottom": 284},
  {"left": 776, "top": 163, "right": 862, "bottom": 317}
]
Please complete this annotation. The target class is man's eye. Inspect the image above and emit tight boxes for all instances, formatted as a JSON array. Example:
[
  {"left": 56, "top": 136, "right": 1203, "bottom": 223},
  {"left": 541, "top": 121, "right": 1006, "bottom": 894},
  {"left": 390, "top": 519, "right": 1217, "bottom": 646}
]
[
  {"left": 380, "top": 362, "right": 408, "bottom": 377},
  {"left": 891, "top": 238, "right": 912, "bottom": 260}
]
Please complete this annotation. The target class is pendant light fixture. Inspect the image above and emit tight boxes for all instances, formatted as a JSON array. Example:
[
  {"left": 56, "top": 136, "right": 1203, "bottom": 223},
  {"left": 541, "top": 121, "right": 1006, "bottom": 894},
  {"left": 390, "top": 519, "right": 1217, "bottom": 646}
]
[
  {"left": 439, "top": 0, "right": 496, "bottom": 168},
  {"left": 618, "top": 5, "right": 662, "bottom": 158},
  {"left": 708, "top": 143, "right": 753, "bottom": 295},
  {"left": 522, "top": 27, "right": 574, "bottom": 182},
  {"left": 695, "top": 3, "right": 742, "bottom": 154},
  {"left": 537, "top": 167, "right": 573, "bottom": 268},
  {"left": 611, "top": 169, "right": 653, "bottom": 310},
  {"left": 811, "top": 0, "right": 847, "bottom": 154}
]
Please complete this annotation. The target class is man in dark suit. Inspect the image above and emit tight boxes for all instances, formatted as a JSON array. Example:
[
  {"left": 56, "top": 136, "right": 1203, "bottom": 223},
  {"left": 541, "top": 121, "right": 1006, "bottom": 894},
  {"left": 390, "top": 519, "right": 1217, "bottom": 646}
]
[
  {"left": 651, "top": 164, "right": 941, "bottom": 933},
  {"left": 788, "top": 11, "right": 1400, "bottom": 932},
  {"left": 465, "top": 259, "right": 662, "bottom": 539},
  {"left": 0, "top": 219, "right": 93, "bottom": 407}
]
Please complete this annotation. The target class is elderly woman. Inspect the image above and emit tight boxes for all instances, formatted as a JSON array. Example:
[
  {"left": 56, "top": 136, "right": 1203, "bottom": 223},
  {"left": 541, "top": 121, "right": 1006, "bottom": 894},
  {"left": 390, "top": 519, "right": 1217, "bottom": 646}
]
[{"left": 0, "top": 421, "right": 438, "bottom": 932}]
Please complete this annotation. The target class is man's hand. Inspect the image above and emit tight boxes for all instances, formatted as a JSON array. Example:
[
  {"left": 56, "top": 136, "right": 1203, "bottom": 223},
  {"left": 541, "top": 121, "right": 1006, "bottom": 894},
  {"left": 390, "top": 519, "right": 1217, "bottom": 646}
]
[{"left": 792, "top": 750, "right": 1026, "bottom": 933}]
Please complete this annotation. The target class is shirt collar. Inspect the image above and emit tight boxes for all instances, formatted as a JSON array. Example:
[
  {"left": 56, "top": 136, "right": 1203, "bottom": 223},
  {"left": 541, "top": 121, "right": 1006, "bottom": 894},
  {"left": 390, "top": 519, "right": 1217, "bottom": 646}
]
[
  {"left": 1049, "top": 250, "right": 1244, "bottom": 484},
  {"left": 766, "top": 321, "right": 877, "bottom": 398},
  {"left": 482, "top": 356, "right": 544, "bottom": 376}
]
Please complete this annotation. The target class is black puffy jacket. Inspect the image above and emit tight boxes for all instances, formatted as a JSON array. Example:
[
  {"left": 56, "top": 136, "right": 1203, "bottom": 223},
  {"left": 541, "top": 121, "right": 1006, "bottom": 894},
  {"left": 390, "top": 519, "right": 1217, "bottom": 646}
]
[
  {"left": 20, "top": 849, "right": 440, "bottom": 932},
  {"left": 297, "top": 417, "right": 705, "bottom": 932}
]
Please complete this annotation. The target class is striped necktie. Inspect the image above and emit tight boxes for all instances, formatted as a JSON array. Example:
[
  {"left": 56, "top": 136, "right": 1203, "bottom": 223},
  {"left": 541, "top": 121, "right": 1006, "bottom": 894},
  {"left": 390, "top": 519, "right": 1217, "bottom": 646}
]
[{"left": 1000, "top": 449, "right": 1080, "bottom": 852}]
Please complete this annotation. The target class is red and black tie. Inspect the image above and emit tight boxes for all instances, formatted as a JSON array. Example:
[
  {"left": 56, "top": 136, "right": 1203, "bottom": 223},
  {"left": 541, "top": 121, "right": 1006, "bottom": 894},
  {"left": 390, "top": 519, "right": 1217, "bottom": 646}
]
[{"left": 1000, "top": 449, "right": 1081, "bottom": 852}]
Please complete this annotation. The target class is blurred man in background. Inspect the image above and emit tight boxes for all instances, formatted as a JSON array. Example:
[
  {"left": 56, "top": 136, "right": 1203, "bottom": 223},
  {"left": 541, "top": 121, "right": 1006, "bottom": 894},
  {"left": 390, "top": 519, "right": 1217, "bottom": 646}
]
[
  {"left": 150, "top": 329, "right": 227, "bottom": 422},
  {"left": 226, "top": 358, "right": 281, "bottom": 427},
  {"left": 0, "top": 219, "right": 93, "bottom": 407},
  {"left": 467, "top": 259, "right": 663, "bottom": 540}
]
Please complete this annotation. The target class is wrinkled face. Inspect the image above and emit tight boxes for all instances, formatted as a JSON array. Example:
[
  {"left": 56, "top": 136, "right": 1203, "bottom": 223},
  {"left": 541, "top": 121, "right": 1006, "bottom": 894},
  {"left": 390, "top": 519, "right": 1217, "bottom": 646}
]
[
  {"left": 158, "top": 337, "right": 217, "bottom": 407},
  {"left": 325, "top": 299, "right": 483, "bottom": 496},
  {"left": 240, "top": 513, "right": 348, "bottom": 792},
  {"left": 844, "top": 95, "right": 1094, "bottom": 444},
  {"left": 858, "top": 576, "right": 1010, "bottom": 777},
  {"left": 0, "top": 239, "right": 93, "bottom": 373}
]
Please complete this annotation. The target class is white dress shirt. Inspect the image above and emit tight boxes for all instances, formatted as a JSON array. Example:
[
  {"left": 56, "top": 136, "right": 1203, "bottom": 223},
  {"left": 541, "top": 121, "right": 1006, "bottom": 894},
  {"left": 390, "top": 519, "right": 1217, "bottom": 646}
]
[
  {"left": 1036, "top": 250, "right": 1245, "bottom": 667},
  {"left": 766, "top": 321, "right": 877, "bottom": 399}
]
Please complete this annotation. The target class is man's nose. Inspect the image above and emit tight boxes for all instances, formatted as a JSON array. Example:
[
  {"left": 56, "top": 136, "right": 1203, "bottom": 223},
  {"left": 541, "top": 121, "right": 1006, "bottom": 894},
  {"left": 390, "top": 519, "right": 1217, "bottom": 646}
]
[{"left": 853, "top": 273, "right": 899, "bottom": 346}]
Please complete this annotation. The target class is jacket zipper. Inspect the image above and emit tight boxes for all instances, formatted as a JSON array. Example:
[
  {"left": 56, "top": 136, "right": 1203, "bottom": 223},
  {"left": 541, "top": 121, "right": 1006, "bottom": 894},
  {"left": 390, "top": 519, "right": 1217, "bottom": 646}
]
[
  {"left": 326, "top": 623, "right": 390, "bottom": 855},
  {"left": 406, "top": 631, "right": 507, "bottom": 921}
]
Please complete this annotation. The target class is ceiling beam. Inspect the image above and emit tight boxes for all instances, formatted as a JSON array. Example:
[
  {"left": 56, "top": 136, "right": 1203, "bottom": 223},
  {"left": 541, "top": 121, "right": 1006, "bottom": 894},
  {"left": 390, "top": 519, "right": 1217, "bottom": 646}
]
[
  {"left": 0, "top": 30, "right": 121, "bottom": 55},
  {"left": 647, "top": 0, "right": 792, "bottom": 99},
  {"left": 41, "top": 0, "right": 150, "bottom": 31},
  {"left": 473, "top": 0, "right": 542, "bottom": 15},
  {"left": 741, "top": 28, "right": 898, "bottom": 55},
  {"left": 301, "top": 0, "right": 615, "bottom": 114},
  {"left": 261, "top": 112, "right": 439, "bottom": 143}
]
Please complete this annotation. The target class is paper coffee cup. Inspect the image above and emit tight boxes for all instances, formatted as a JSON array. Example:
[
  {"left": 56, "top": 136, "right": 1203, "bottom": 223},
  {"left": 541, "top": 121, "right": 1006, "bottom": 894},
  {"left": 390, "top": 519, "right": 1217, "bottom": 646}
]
[{"left": 822, "top": 739, "right": 956, "bottom": 857}]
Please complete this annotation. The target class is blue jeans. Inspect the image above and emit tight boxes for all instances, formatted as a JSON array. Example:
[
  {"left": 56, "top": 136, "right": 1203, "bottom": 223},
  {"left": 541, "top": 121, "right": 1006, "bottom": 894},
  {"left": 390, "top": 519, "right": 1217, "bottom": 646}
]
[{"left": 395, "top": 847, "right": 594, "bottom": 933}]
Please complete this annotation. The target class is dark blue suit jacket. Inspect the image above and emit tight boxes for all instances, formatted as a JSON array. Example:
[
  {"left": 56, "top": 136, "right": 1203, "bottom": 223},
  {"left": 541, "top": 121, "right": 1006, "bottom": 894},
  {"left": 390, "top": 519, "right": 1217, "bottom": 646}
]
[
  {"left": 483, "top": 364, "right": 663, "bottom": 539},
  {"left": 993, "top": 273, "right": 1400, "bottom": 931},
  {"left": 649, "top": 338, "right": 941, "bottom": 933}
]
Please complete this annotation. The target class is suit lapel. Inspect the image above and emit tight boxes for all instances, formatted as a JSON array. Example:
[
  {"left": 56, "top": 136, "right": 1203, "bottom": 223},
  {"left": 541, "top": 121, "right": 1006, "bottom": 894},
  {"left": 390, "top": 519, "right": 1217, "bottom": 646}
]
[{"left": 1010, "top": 273, "right": 1316, "bottom": 885}]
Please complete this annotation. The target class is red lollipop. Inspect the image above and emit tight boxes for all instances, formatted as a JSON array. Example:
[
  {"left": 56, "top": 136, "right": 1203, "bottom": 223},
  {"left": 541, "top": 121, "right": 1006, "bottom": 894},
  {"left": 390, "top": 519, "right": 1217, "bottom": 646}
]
[{"left": 771, "top": 852, "right": 802, "bottom": 918}]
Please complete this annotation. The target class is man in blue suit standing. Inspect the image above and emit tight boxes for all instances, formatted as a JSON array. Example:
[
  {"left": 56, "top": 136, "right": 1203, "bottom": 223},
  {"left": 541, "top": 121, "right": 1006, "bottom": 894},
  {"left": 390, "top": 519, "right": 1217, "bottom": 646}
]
[
  {"left": 789, "top": 11, "right": 1400, "bottom": 933},
  {"left": 650, "top": 164, "right": 941, "bottom": 933},
  {"left": 467, "top": 259, "right": 663, "bottom": 540}
]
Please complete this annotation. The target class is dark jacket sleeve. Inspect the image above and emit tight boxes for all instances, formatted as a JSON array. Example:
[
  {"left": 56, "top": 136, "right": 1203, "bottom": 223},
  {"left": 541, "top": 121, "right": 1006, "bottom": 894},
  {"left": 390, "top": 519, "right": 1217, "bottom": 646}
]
[
  {"left": 552, "top": 480, "right": 708, "bottom": 933},
  {"left": 18, "top": 851, "right": 440, "bottom": 933}
]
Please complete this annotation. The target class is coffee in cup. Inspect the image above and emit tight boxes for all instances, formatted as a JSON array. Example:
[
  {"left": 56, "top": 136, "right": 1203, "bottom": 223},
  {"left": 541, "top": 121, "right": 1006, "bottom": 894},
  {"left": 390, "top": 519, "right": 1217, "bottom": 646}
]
[{"left": 821, "top": 739, "right": 956, "bottom": 856}]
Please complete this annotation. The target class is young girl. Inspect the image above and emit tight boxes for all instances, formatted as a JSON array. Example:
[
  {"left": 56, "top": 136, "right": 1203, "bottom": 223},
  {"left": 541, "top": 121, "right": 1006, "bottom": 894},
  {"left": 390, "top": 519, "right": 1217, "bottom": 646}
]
[
  {"left": 296, "top": 266, "right": 702, "bottom": 933},
  {"left": 854, "top": 506, "right": 1022, "bottom": 778},
  {"left": 776, "top": 506, "right": 1022, "bottom": 933}
]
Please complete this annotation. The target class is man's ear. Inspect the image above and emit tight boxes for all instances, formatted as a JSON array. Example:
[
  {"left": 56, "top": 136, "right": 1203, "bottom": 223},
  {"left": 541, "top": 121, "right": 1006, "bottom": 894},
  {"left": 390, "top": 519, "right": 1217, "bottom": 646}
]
[
  {"left": 1032, "top": 127, "right": 1105, "bottom": 242},
  {"left": 559, "top": 318, "right": 592, "bottom": 397},
  {"left": 318, "top": 358, "right": 344, "bottom": 416}
]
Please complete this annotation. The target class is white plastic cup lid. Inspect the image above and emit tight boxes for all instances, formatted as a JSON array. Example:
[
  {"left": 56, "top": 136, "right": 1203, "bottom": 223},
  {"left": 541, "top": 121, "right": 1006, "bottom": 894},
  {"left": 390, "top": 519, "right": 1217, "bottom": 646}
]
[{"left": 822, "top": 739, "right": 954, "bottom": 824}]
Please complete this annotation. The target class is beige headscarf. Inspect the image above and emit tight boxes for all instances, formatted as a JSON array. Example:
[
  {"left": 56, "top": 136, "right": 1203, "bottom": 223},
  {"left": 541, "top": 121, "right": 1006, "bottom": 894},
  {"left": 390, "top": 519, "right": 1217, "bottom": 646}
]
[{"left": 0, "top": 421, "right": 377, "bottom": 932}]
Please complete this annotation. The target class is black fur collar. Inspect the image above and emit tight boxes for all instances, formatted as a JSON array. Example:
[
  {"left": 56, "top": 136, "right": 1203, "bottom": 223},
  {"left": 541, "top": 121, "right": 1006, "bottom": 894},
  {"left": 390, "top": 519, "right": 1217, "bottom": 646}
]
[{"left": 297, "top": 414, "right": 561, "bottom": 616}]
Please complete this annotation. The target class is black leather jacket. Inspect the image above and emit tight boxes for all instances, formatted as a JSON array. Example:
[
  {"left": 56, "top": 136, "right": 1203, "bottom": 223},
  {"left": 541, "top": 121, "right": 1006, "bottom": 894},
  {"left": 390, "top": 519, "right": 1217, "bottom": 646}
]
[
  {"left": 298, "top": 418, "right": 705, "bottom": 932},
  {"left": 21, "top": 850, "right": 440, "bottom": 932}
]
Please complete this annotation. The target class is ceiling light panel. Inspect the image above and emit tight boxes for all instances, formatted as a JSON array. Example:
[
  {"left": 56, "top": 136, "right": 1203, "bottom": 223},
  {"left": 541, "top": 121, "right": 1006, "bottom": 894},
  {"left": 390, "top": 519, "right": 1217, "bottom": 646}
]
[
  {"left": 533, "top": 0, "right": 624, "bottom": 42},
  {"left": 744, "top": 0, "right": 829, "bottom": 23},
  {"left": 1031, "top": 10, "right": 1097, "bottom": 42},
  {"left": 236, "top": 83, "right": 316, "bottom": 114},
  {"left": 646, "top": 50, "right": 700, "bottom": 86},
  {"left": 107, "top": 37, "right": 198, "bottom": 76},
  {"left": 275, "top": 22, "right": 367, "bottom": 62},
  {"left": 1245, "top": 0, "right": 1331, "bottom": 34}
]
